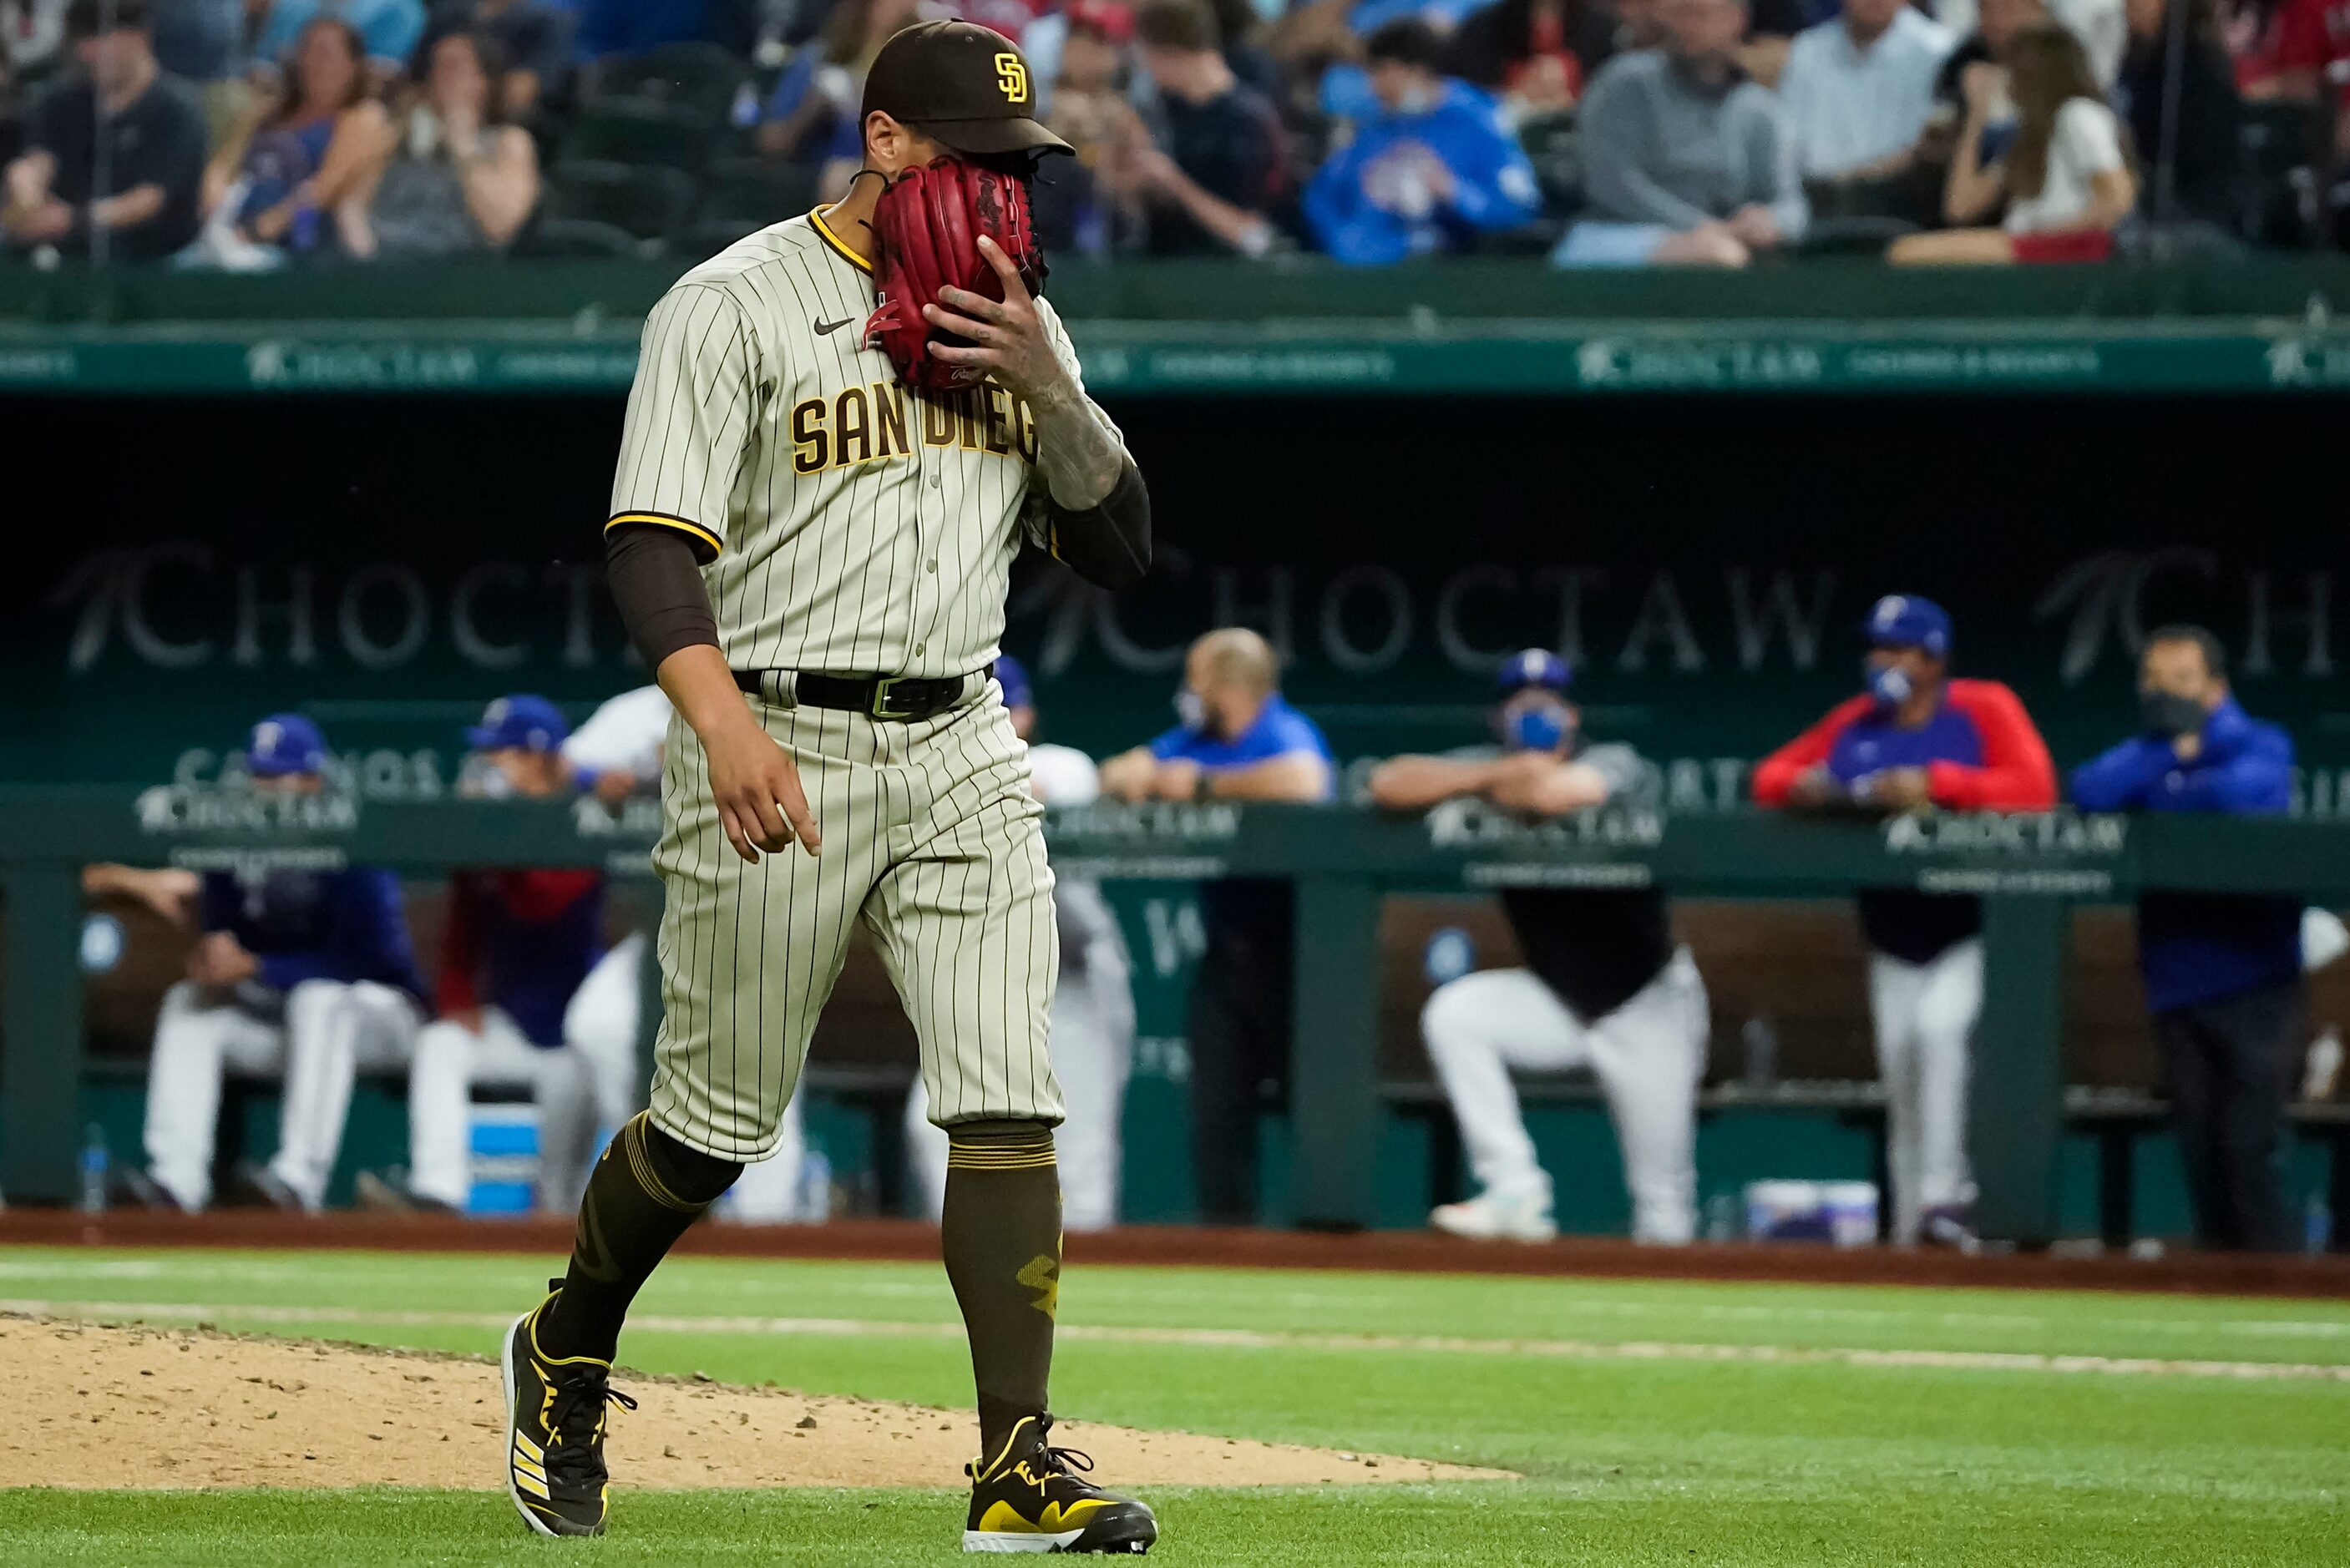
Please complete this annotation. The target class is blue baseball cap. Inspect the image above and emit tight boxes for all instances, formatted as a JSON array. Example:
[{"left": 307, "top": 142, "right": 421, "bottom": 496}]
[
  {"left": 466, "top": 694, "right": 570, "bottom": 754},
  {"left": 246, "top": 713, "right": 327, "bottom": 778},
  {"left": 1863, "top": 594, "right": 1952, "bottom": 660},
  {"left": 995, "top": 655, "right": 1035, "bottom": 711},
  {"left": 1497, "top": 649, "right": 1572, "bottom": 695}
]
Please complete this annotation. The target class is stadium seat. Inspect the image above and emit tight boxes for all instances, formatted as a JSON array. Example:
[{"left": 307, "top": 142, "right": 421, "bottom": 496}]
[
  {"left": 564, "top": 98, "right": 719, "bottom": 170},
  {"left": 2236, "top": 99, "right": 2327, "bottom": 248},
  {"left": 699, "top": 157, "right": 819, "bottom": 229},
  {"left": 514, "top": 216, "right": 648, "bottom": 259},
  {"left": 544, "top": 160, "right": 697, "bottom": 245},
  {"left": 1516, "top": 111, "right": 1583, "bottom": 216},
  {"left": 596, "top": 42, "right": 748, "bottom": 120}
]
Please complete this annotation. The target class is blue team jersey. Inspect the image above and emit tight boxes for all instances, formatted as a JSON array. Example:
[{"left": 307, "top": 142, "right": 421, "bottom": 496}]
[
  {"left": 1825, "top": 701, "right": 1985, "bottom": 786},
  {"left": 1148, "top": 694, "right": 1335, "bottom": 797},
  {"left": 200, "top": 865, "right": 423, "bottom": 998}
]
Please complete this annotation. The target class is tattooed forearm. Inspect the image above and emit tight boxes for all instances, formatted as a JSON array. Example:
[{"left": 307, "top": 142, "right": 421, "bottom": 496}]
[{"left": 1027, "top": 378, "right": 1123, "bottom": 510}]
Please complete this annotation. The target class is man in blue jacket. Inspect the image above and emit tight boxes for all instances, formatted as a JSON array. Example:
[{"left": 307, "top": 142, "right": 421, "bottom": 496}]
[
  {"left": 139, "top": 715, "right": 423, "bottom": 1212},
  {"left": 2071, "top": 625, "right": 2304, "bottom": 1252},
  {"left": 1304, "top": 18, "right": 1541, "bottom": 265}
]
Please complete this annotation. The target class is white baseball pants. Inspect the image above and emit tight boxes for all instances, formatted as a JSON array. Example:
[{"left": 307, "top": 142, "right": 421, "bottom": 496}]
[
  {"left": 1866, "top": 938, "right": 1983, "bottom": 1244},
  {"left": 406, "top": 1009, "right": 599, "bottom": 1212},
  {"left": 1422, "top": 950, "right": 1709, "bottom": 1244},
  {"left": 144, "top": 978, "right": 418, "bottom": 1211}
]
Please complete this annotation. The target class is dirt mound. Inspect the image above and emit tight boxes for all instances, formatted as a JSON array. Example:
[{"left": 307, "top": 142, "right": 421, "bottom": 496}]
[{"left": 2, "top": 1316, "right": 1509, "bottom": 1491}]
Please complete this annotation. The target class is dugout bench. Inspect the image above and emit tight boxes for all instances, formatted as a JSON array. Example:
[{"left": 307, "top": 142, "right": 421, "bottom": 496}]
[{"left": 6, "top": 789, "right": 2349, "bottom": 1247}]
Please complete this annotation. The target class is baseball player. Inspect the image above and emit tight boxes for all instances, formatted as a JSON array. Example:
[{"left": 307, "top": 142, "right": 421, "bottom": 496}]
[
  {"left": 1753, "top": 595, "right": 2056, "bottom": 1247},
  {"left": 560, "top": 681, "right": 812, "bottom": 1223},
  {"left": 502, "top": 21, "right": 1157, "bottom": 1552},
  {"left": 902, "top": 655, "right": 1138, "bottom": 1232},
  {"left": 1370, "top": 652, "right": 1709, "bottom": 1245},
  {"left": 362, "top": 697, "right": 605, "bottom": 1215},
  {"left": 137, "top": 715, "right": 423, "bottom": 1213}
]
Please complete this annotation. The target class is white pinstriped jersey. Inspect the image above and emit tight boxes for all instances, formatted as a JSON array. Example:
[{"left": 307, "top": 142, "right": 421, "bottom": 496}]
[{"left": 607, "top": 208, "right": 1124, "bottom": 680}]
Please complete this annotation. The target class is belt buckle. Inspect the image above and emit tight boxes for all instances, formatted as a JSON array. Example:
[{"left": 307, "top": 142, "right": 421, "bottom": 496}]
[{"left": 868, "top": 675, "right": 922, "bottom": 720}]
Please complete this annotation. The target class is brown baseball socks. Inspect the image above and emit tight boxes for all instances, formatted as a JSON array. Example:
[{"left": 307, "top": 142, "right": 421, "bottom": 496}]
[
  {"left": 538, "top": 1113, "right": 742, "bottom": 1363},
  {"left": 940, "top": 1120, "right": 1064, "bottom": 1454}
]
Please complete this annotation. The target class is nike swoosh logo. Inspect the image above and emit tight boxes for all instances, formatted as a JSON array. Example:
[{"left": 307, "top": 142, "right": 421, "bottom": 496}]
[{"left": 814, "top": 317, "right": 854, "bottom": 336}]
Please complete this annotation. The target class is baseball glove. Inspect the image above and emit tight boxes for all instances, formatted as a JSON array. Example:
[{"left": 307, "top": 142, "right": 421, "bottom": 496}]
[{"left": 863, "top": 157, "right": 1048, "bottom": 393}]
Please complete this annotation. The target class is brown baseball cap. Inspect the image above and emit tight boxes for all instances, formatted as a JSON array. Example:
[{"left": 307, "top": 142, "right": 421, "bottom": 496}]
[{"left": 860, "top": 20, "right": 1071, "bottom": 158}]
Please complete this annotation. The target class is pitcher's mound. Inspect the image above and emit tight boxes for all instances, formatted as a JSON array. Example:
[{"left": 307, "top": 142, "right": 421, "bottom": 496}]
[{"left": 3, "top": 1316, "right": 1511, "bottom": 1490}]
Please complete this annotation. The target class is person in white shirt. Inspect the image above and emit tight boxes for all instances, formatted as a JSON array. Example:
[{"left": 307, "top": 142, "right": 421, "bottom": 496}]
[
  {"left": 1937, "top": 0, "right": 2125, "bottom": 85},
  {"left": 1778, "top": 0, "right": 1953, "bottom": 212},
  {"left": 1890, "top": 22, "right": 2134, "bottom": 262}
]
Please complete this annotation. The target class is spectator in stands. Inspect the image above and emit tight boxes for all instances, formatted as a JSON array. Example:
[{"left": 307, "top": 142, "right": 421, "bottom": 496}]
[
  {"left": 1099, "top": 628, "right": 1335, "bottom": 1225},
  {"left": 1439, "top": 0, "right": 1620, "bottom": 119},
  {"left": 1131, "top": 0, "right": 1287, "bottom": 256},
  {"left": 1753, "top": 595, "right": 2057, "bottom": 1247},
  {"left": 1303, "top": 18, "right": 1542, "bottom": 263},
  {"left": 1555, "top": 0, "right": 1808, "bottom": 267},
  {"left": 2118, "top": 0, "right": 2243, "bottom": 224},
  {"left": 199, "top": 15, "right": 387, "bottom": 260},
  {"left": 3, "top": 0, "right": 205, "bottom": 260},
  {"left": 1941, "top": 0, "right": 2128, "bottom": 83},
  {"left": 343, "top": 28, "right": 538, "bottom": 258},
  {"left": 2, "top": 0, "right": 68, "bottom": 79},
  {"left": 134, "top": 715, "right": 423, "bottom": 1213},
  {"left": 1036, "top": 0, "right": 1147, "bottom": 255},
  {"left": 1371, "top": 651, "right": 1707, "bottom": 1247},
  {"left": 152, "top": 0, "right": 252, "bottom": 144},
  {"left": 2226, "top": 0, "right": 2343, "bottom": 101},
  {"left": 2071, "top": 627, "right": 2306, "bottom": 1252},
  {"left": 363, "top": 696, "right": 603, "bottom": 1215},
  {"left": 415, "top": 0, "right": 573, "bottom": 117},
  {"left": 1775, "top": 0, "right": 1954, "bottom": 223},
  {"left": 756, "top": 0, "right": 915, "bottom": 190},
  {"left": 1918, "top": 0, "right": 2047, "bottom": 220},
  {"left": 1891, "top": 23, "right": 2135, "bottom": 261},
  {"left": 254, "top": 0, "right": 427, "bottom": 81}
]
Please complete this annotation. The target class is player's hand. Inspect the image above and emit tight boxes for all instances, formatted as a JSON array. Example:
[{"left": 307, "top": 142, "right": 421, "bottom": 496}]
[
  {"left": 1151, "top": 756, "right": 1203, "bottom": 802},
  {"left": 1098, "top": 748, "right": 1157, "bottom": 802},
  {"left": 923, "top": 235, "right": 1072, "bottom": 405},
  {"left": 702, "top": 714, "right": 820, "bottom": 862},
  {"left": 187, "top": 932, "right": 258, "bottom": 987},
  {"left": 1727, "top": 204, "right": 1780, "bottom": 250},
  {"left": 1785, "top": 767, "right": 1841, "bottom": 809},
  {"left": 592, "top": 768, "right": 639, "bottom": 807},
  {"left": 1867, "top": 767, "right": 1932, "bottom": 812}
]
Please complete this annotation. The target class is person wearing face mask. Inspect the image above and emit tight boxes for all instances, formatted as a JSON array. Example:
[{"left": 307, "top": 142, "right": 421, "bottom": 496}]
[
  {"left": 359, "top": 695, "right": 605, "bottom": 1216},
  {"left": 2071, "top": 626, "right": 2305, "bottom": 1252},
  {"left": 1302, "top": 18, "right": 1542, "bottom": 265},
  {"left": 1752, "top": 594, "right": 2057, "bottom": 1247},
  {"left": 1100, "top": 627, "right": 1335, "bottom": 1223},
  {"left": 1369, "top": 651, "right": 1707, "bottom": 1246}
]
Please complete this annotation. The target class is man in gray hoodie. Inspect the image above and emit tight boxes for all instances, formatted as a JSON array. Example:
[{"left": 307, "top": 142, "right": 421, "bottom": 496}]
[{"left": 1555, "top": 0, "right": 1808, "bottom": 266}]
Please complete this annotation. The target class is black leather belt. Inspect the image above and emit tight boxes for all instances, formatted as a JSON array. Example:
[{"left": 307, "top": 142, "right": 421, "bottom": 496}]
[{"left": 733, "top": 665, "right": 990, "bottom": 721}]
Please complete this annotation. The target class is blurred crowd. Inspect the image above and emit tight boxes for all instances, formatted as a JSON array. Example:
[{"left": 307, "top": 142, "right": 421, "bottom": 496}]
[{"left": 2, "top": 0, "right": 2342, "bottom": 269}]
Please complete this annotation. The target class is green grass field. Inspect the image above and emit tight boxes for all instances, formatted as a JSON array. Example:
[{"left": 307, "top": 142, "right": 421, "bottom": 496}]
[{"left": 3, "top": 1244, "right": 2347, "bottom": 1565}]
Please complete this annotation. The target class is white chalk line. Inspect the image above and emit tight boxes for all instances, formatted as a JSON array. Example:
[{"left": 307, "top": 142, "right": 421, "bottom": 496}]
[
  {"left": 3, "top": 1259, "right": 2347, "bottom": 1343},
  {"left": 9, "top": 1298, "right": 2350, "bottom": 1385}
]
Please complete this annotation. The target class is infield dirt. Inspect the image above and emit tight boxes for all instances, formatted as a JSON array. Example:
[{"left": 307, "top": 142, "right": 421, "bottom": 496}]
[{"left": 3, "top": 1315, "right": 1510, "bottom": 1490}]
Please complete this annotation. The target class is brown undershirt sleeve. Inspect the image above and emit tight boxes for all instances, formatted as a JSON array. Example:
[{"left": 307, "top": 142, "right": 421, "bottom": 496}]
[{"left": 605, "top": 522, "right": 720, "bottom": 672}]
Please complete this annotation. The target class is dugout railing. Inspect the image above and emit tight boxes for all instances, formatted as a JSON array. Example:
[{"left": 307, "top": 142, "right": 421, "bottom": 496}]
[{"left": 3, "top": 788, "right": 2347, "bottom": 1243}]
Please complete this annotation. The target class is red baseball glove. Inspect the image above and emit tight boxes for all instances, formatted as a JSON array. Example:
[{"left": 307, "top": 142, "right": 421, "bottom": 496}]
[{"left": 863, "top": 157, "right": 1048, "bottom": 393}]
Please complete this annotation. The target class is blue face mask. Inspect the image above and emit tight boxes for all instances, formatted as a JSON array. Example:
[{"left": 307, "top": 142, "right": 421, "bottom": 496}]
[
  {"left": 1867, "top": 662, "right": 1912, "bottom": 709},
  {"left": 1506, "top": 704, "right": 1572, "bottom": 754}
]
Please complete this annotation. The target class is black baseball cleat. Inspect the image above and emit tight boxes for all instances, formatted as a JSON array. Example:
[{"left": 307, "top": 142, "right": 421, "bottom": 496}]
[
  {"left": 963, "top": 1414, "right": 1157, "bottom": 1555},
  {"left": 500, "top": 1286, "right": 636, "bottom": 1538}
]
